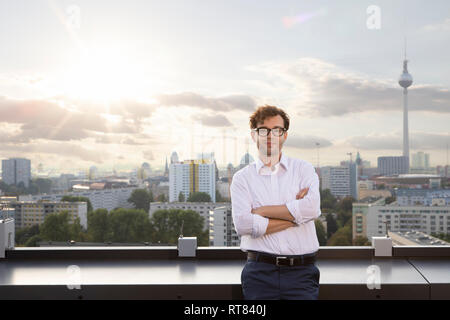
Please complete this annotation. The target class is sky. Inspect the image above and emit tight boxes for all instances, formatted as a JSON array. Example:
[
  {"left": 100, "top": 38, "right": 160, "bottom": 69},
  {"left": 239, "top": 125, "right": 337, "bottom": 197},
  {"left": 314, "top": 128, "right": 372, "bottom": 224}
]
[{"left": 0, "top": 0, "right": 449, "bottom": 174}]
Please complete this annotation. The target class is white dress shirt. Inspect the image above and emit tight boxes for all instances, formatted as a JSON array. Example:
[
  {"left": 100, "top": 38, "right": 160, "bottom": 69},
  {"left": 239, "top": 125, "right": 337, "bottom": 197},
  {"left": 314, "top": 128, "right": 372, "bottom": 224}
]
[{"left": 230, "top": 152, "right": 321, "bottom": 255}]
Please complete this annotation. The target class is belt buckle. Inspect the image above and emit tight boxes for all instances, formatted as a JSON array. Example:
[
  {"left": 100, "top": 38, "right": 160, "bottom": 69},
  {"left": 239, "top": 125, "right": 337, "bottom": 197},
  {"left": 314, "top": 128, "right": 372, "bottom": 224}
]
[{"left": 276, "top": 256, "right": 294, "bottom": 266}]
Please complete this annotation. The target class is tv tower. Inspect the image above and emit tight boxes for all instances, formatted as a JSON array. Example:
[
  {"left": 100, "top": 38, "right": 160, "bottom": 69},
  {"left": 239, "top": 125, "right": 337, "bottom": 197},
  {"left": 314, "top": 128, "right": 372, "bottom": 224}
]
[{"left": 398, "top": 38, "right": 413, "bottom": 163}]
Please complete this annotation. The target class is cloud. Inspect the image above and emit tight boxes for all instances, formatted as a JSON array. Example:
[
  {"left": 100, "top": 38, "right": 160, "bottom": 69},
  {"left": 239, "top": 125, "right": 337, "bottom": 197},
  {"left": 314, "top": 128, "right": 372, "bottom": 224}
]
[
  {"left": 0, "top": 95, "right": 155, "bottom": 144},
  {"left": 0, "top": 141, "right": 111, "bottom": 163},
  {"left": 120, "top": 137, "right": 148, "bottom": 145},
  {"left": 142, "top": 150, "right": 155, "bottom": 161},
  {"left": 0, "top": 95, "right": 107, "bottom": 130},
  {"left": 0, "top": 95, "right": 108, "bottom": 143},
  {"left": 347, "top": 131, "right": 449, "bottom": 150},
  {"left": 285, "top": 135, "right": 333, "bottom": 149},
  {"left": 192, "top": 113, "right": 233, "bottom": 127},
  {"left": 15, "top": 123, "right": 91, "bottom": 142},
  {"left": 422, "top": 18, "right": 450, "bottom": 32},
  {"left": 91, "top": 132, "right": 159, "bottom": 146},
  {"left": 248, "top": 58, "right": 450, "bottom": 118},
  {"left": 155, "top": 92, "right": 257, "bottom": 112}
]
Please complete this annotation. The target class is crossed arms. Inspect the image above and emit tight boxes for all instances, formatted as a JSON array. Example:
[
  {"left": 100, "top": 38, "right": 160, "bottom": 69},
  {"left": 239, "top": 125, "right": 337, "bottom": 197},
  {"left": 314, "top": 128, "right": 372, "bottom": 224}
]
[
  {"left": 230, "top": 163, "right": 321, "bottom": 238},
  {"left": 251, "top": 187, "right": 309, "bottom": 235}
]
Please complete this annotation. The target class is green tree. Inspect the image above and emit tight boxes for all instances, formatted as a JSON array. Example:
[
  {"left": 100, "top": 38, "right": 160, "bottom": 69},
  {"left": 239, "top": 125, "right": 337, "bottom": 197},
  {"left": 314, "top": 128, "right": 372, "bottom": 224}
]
[
  {"left": 151, "top": 209, "right": 171, "bottom": 244},
  {"left": 337, "top": 196, "right": 354, "bottom": 212},
  {"left": 334, "top": 196, "right": 354, "bottom": 228},
  {"left": 108, "top": 208, "right": 153, "bottom": 243},
  {"left": 40, "top": 211, "right": 72, "bottom": 242},
  {"left": 70, "top": 216, "right": 87, "bottom": 242},
  {"left": 215, "top": 190, "right": 224, "bottom": 202},
  {"left": 327, "top": 219, "right": 353, "bottom": 246},
  {"left": 315, "top": 220, "right": 327, "bottom": 246},
  {"left": 169, "top": 209, "right": 208, "bottom": 246},
  {"left": 337, "top": 210, "right": 352, "bottom": 229},
  {"left": 128, "top": 189, "right": 151, "bottom": 212},
  {"left": 87, "top": 208, "right": 111, "bottom": 242},
  {"left": 178, "top": 191, "right": 186, "bottom": 202},
  {"left": 148, "top": 190, "right": 154, "bottom": 202},
  {"left": 327, "top": 223, "right": 352, "bottom": 246},
  {"left": 325, "top": 213, "right": 338, "bottom": 239},
  {"left": 61, "top": 195, "right": 93, "bottom": 213},
  {"left": 156, "top": 193, "right": 167, "bottom": 202},
  {"left": 25, "top": 234, "right": 43, "bottom": 247},
  {"left": 353, "top": 236, "right": 371, "bottom": 246},
  {"left": 320, "top": 189, "right": 337, "bottom": 210},
  {"left": 15, "top": 224, "right": 40, "bottom": 246},
  {"left": 187, "top": 192, "right": 211, "bottom": 202},
  {"left": 151, "top": 209, "right": 208, "bottom": 246}
]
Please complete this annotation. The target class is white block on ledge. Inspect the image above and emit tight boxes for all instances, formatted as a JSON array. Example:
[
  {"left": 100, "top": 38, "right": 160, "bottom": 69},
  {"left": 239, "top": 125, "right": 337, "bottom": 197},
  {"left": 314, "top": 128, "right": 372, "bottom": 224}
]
[
  {"left": 372, "top": 236, "right": 392, "bottom": 257},
  {"left": 178, "top": 237, "right": 197, "bottom": 257}
]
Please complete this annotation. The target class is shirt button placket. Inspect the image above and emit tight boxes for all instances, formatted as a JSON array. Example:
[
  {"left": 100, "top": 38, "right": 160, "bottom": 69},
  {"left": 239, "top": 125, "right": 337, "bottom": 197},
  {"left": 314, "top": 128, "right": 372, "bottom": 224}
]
[{"left": 270, "top": 165, "right": 280, "bottom": 204}]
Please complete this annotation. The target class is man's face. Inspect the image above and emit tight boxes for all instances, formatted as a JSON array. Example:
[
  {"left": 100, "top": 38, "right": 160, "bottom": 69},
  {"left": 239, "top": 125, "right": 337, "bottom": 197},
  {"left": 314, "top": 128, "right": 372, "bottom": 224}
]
[{"left": 251, "top": 115, "right": 288, "bottom": 157}]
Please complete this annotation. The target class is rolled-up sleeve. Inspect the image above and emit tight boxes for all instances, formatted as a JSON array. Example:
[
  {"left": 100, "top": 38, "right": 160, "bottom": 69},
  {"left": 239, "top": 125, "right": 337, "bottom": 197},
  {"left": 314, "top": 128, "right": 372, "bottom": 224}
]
[
  {"left": 230, "top": 172, "right": 269, "bottom": 238},
  {"left": 285, "top": 163, "right": 321, "bottom": 225}
]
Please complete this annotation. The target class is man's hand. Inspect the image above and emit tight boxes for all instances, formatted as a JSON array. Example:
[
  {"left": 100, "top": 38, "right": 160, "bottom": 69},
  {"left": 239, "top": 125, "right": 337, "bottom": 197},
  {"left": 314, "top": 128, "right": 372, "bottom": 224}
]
[
  {"left": 265, "top": 218, "right": 297, "bottom": 235},
  {"left": 251, "top": 187, "right": 309, "bottom": 218},
  {"left": 251, "top": 206, "right": 264, "bottom": 215}
]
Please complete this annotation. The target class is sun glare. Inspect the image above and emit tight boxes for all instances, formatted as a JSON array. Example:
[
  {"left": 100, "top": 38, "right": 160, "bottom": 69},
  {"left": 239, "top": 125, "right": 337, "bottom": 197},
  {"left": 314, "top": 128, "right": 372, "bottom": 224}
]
[{"left": 59, "top": 47, "right": 152, "bottom": 103}]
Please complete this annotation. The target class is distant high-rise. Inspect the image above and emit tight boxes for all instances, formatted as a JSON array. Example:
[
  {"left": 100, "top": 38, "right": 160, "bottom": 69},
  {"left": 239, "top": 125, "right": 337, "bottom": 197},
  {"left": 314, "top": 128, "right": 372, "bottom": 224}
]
[
  {"left": 398, "top": 46, "right": 413, "bottom": 171},
  {"left": 164, "top": 157, "right": 169, "bottom": 177},
  {"left": 238, "top": 152, "right": 254, "bottom": 170},
  {"left": 377, "top": 156, "right": 409, "bottom": 176},
  {"left": 338, "top": 160, "right": 359, "bottom": 200},
  {"left": 411, "top": 152, "right": 430, "bottom": 169},
  {"left": 209, "top": 205, "right": 240, "bottom": 247},
  {"left": 1, "top": 158, "right": 31, "bottom": 188},
  {"left": 169, "top": 156, "right": 216, "bottom": 203},
  {"left": 170, "top": 151, "right": 179, "bottom": 164},
  {"left": 320, "top": 166, "right": 352, "bottom": 199}
]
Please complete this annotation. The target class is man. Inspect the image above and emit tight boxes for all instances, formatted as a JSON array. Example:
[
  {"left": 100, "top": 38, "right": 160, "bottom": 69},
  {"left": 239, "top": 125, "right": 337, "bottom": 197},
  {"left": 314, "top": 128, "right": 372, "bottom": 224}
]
[{"left": 230, "top": 105, "right": 321, "bottom": 300}]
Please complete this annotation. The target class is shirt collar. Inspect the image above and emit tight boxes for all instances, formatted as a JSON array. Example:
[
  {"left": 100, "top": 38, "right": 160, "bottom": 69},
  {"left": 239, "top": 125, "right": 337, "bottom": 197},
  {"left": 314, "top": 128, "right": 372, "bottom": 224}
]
[{"left": 255, "top": 152, "right": 289, "bottom": 174}]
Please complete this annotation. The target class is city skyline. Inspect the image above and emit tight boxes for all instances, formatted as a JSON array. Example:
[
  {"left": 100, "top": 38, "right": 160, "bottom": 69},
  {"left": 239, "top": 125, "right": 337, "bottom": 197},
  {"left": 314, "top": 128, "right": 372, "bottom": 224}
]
[{"left": 0, "top": 0, "right": 449, "bottom": 173}]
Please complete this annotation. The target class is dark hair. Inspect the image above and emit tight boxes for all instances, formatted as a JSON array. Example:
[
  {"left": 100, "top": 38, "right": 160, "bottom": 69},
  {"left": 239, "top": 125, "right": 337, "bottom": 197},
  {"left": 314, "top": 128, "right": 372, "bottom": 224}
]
[{"left": 249, "top": 105, "right": 290, "bottom": 130}]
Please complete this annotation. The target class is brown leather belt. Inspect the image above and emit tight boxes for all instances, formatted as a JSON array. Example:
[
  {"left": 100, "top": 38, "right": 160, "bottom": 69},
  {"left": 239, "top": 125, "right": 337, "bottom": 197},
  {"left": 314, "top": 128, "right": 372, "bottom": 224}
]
[{"left": 247, "top": 251, "right": 317, "bottom": 267}]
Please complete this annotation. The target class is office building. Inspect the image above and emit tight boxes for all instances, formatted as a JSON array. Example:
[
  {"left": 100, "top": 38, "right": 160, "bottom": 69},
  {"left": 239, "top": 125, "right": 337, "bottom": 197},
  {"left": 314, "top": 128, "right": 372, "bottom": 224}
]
[
  {"left": 8, "top": 200, "right": 87, "bottom": 230},
  {"left": 395, "top": 189, "right": 450, "bottom": 206},
  {"left": 320, "top": 166, "right": 351, "bottom": 198},
  {"left": 412, "top": 152, "right": 430, "bottom": 169},
  {"left": 1, "top": 158, "right": 31, "bottom": 188},
  {"left": 209, "top": 205, "right": 239, "bottom": 247},
  {"left": 353, "top": 196, "right": 450, "bottom": 241},
  {"left": 19, "top": 186, "right": 139, "bottom": 212},
  {"left": 169, "top": 157, "right": 216, "bottom": 203},
  {"left": 377, "top": 156, "right": 409, "bottom": 176}
]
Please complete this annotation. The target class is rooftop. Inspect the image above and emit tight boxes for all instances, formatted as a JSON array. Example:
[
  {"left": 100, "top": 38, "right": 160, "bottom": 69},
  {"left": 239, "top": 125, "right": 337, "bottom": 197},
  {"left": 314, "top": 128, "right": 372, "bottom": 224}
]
[
  {"left": 355, "top": 196, "right": 385, "bottom": 204},
  {"left": 1, "top": 246, "right": 449, "bottom": 300},
  {"left": 389, "top": 230, "right": 450, "bottom": 246}
]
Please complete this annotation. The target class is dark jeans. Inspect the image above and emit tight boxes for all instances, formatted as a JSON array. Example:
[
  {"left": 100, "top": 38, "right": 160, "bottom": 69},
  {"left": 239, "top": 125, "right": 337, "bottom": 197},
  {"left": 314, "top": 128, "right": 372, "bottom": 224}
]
[{"left": 241, "top": 256, "right": 320, "bottom": 300}]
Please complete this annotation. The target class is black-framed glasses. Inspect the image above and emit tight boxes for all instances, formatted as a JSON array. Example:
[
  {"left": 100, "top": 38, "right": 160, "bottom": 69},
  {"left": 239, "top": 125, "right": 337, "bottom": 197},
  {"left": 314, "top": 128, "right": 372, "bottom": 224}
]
[{"left": 252, "top": 127, "right": 287, "bottom": 137}]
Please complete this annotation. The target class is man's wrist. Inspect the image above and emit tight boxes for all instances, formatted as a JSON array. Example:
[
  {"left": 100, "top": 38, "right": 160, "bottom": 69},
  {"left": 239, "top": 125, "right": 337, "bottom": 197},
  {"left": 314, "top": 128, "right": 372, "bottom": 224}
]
[{"left": 253, "top": 205, "right": 295, "bottom": 221}]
